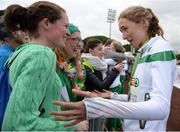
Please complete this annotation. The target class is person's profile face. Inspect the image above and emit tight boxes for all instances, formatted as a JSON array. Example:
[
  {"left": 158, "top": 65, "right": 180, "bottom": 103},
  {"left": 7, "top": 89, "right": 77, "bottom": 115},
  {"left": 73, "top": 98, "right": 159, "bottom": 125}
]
[
  {"left": 48, "top": 12, "right": 69, "bottom": 48},
  {"left": 64, "top": 32, "right": 81, "bottom": 59},
  {"left": 119, "top": 18, "right": 148, "bottom": 48},
  {"left": 90, "top": 43, "right": 104, "bottom": 60}
]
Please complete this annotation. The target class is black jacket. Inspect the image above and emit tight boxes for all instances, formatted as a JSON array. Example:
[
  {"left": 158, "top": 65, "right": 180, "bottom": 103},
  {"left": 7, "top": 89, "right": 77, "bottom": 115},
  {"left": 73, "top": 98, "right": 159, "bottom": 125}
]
[{"left": 84, "top": 65, "right": 119, "bottom": 92}]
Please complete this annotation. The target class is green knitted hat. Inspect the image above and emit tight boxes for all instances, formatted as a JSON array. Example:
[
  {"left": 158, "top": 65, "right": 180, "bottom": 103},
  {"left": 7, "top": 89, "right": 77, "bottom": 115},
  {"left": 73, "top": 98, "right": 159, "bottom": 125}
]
[{"left": 68, "top": 23, "right": 80, "bottom": 33}]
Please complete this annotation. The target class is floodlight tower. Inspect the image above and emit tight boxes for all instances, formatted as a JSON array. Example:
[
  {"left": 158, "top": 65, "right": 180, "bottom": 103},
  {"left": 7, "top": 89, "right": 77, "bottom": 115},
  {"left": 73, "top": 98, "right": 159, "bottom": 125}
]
[{"left": 107, "top": 9, "right": 116, "bottom": 38}]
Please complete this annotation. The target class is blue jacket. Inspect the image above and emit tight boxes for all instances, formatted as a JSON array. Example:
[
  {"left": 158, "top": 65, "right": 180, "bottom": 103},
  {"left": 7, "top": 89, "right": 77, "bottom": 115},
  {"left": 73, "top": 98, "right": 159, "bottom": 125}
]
[
  {"left": 0, "top": 44, "right": 14, "bottom": 68},
  {"left": 0, "top": 43, "right": 14, "bottom": 128}
]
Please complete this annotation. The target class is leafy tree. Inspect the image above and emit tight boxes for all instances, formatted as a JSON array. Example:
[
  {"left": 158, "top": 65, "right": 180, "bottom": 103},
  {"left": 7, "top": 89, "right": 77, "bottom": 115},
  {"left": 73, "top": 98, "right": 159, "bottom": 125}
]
[
  {"left": 123, "top": 44, "right": 131, "bottom": 52},
  {"left": 83, "top": 35, "right": 138, "bottom": 54},
  {"left": 83, "top": 35, "right": 109, "bottom": 44},
  {"left": 176, "top": 54, "right": 180, "bottom": 60}
]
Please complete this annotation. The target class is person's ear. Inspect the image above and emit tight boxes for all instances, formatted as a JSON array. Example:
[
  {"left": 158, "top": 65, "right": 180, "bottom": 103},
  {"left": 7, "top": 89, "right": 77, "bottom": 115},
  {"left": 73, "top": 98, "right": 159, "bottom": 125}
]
[
  {"left": 89, "top": 48, "right": 94, "bottom": 55},
  {"left": 12, "top": 31, "right": 22, "bottom": 38},
  {"left": 40, "top": 18, "right": 49, "bottom": 30}
]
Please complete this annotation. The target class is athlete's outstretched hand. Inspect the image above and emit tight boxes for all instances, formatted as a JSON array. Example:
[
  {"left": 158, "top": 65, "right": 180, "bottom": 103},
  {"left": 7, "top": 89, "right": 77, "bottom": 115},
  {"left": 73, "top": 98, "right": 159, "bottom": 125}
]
[
  {"left": 50, "top": 100, "right": 86, "bottom": 127},
  {"left": 73, "top": 89, "right": 112, "bottom": 99},
  {"left": 50, "top": 89, "right": 112, "bottom": 127}
]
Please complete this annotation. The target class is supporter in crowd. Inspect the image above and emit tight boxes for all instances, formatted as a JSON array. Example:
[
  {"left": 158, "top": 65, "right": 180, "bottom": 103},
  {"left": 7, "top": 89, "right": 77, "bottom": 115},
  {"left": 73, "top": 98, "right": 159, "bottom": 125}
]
[
  {"left": 104, "top": 38, "right": 126, "bottom": 62},
  {"left": 50, "top": 6, "right": 176, "bottom": 131},
  {"left": 0, "top": 15, "right": 29, "bottom": 130},
  {"left": 104, "top": 38, "right": 133, "bottom": 78},
  {"left": 80, "top": 38, "right": 124, "bottom": 131},
  {"left": 0, "top": 15, "right": 28, "bottom": 69},
  {"left": 104, "top": 40, "right": 126, "bottom": 131},
  {"left": 2, "top": 1, "right": 75, "bottom": 131},
  {"left": 54, "top": 23, "right": 88, "bottom": 131},
  {"left": 82, "top": 38, "right": 124, "bottom": 92},
  {"left": 104, "top": 40, "right": 127, "bottom": 92}
]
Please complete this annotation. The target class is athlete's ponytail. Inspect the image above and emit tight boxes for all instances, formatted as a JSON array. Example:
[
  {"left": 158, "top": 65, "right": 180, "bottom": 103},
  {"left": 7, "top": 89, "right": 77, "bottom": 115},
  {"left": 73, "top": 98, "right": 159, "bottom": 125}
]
[{"left": 146, "top": 8, "right": 164, "bottom": 38}]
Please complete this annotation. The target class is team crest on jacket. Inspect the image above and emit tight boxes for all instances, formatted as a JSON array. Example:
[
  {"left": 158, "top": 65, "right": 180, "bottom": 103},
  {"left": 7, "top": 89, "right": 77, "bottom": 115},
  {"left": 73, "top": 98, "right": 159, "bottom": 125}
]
[{"left": 130, "top": 77, "right": 139, "bottom": 87}]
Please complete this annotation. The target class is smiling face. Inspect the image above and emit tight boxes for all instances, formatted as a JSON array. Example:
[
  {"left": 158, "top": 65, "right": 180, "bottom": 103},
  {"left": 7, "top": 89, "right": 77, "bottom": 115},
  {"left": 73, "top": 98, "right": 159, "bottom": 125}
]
[
  {"left": 46, "top": 12, "right": 69, "bottom": 48},
  {"left": 90, "top": 43, "right": 104, "bottom": 59},
  {"left": 63, "top": 32, "right": 81, "bottom": 59},
  {"left": 119, "top": 18, "right": 149, "bottom": 48}
]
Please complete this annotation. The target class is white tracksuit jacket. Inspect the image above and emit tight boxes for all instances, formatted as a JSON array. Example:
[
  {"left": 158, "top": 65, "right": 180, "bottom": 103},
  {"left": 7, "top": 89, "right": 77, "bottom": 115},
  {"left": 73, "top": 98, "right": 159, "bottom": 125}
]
[{"left": 83, "top": 36, "right": 176, "bottom": 131}]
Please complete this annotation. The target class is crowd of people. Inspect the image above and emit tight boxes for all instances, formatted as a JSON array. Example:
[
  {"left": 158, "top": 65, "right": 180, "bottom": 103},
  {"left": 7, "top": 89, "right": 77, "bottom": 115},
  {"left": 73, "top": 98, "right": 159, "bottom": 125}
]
[{"left": 0, "top": 1, "right": 176, "bottom": 131}]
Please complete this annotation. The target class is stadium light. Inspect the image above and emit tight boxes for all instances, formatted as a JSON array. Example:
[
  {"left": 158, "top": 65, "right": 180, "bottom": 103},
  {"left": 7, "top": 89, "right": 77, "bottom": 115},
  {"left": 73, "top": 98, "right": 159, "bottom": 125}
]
[{"left": 107, "top": 9, "right": 116, "bottom": 38}]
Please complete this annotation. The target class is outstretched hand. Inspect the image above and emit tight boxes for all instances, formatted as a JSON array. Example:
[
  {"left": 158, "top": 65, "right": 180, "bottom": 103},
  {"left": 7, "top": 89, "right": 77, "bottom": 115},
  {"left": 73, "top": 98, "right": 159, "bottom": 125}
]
[
  {"left": 72, "top": 89, "right": 98, "bottom": 98},
  {"left": 73, "top": 89, "right": 112, "bottom": 99},
  {"left": 92, "top": 89, "right": 112, "bottom": 99},
  {"left": 50, "top": 89, "right": 112, "bottom": 127},
  {"left": 50, "top": 101, "right": 86, "bottom": 127}
]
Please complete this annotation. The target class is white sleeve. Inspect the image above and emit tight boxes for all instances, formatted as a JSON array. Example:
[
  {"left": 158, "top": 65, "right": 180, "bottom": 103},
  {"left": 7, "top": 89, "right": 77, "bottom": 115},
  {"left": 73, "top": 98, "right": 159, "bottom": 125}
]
[
  {"left": 110, "top": 93, "right": 128, "bottom": 101},
  {"left": 104, "top": 59, "right": 116, "bottom": 65},
  {"left": 83, "top": 60, "right": 176, "bottom": 121},
  {"left": 83, "top": 97, "right": 167, "bottom": 121}
]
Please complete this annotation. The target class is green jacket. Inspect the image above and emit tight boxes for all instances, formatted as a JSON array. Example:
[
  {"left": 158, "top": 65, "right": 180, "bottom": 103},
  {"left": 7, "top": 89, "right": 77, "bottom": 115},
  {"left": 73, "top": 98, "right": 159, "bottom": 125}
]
[
  {"left": 57, "top": 70, "right": 77, "bottom": 102},
  {"left": 57, "top": 63, "right": 85, "bottom": 103},
  {"left": 2, "top": 43, "right": 74, "bottom": 131}
]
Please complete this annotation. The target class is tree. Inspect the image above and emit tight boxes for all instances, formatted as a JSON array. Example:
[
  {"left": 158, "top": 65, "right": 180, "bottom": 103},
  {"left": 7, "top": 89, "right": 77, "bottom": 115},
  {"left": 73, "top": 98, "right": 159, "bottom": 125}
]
[
  {"left": 83, "top": 35, "right": 109, "bottom": 44},
  {"left": 176, "top": 54, "right": 180, "bottom": 60},
  {"left": 123, "top": 44, "right": 131, "bottom": 52}
]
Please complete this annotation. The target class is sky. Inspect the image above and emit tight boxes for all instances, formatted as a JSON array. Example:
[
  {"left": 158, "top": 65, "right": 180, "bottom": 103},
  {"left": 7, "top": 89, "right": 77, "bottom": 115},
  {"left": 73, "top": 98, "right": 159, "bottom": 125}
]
[{"left": 0, "top": 0, "right": 180, "bottom": 53}]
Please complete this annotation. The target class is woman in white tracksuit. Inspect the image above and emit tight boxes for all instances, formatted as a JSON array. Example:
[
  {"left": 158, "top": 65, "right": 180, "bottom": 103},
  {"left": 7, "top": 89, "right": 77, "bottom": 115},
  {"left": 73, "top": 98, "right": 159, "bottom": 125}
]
[{"left": 50, "top": 6, "right": 176, "bottom": 131}]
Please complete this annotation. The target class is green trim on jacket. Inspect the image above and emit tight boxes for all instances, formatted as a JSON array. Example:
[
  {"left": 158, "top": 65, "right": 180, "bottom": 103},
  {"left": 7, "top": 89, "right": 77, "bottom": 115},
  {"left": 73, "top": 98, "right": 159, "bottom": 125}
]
[{"left": 139, "top": 50, "right": 176, "bottom": 64}]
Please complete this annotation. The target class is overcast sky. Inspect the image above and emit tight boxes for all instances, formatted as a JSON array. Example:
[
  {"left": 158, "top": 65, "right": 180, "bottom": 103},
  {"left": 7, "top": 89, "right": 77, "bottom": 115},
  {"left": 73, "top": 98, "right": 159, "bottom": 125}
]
[{"left": 0, "top": 0, "right": 180, "bottom": 52}]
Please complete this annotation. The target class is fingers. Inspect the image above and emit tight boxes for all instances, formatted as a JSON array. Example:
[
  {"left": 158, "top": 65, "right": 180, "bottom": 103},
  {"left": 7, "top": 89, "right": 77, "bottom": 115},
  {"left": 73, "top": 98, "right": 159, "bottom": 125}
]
[
  {"left": 52, "top": 100, "right": 83, "bottom": 109},
  {"left": 72, "top": 89, "right": 97, "bottom": 98},
  {"left": 102, "top": 89, "right": 110, "bottom": 92},
  {"left": 102, "top": 89, "right": 112, "bottom": 94},
  {"left": 50, "top": 109, "right": 85, "bottom": 116},
  {"left": 50, "top": 100, "right": 87, "bottom": 127},
  {"left": 64, "top": 118, "right": 85, "bottom": 127},
  {"left": 55, "top": 115, "right": 75, "bottom": 121},
  {"left": 93, "top": 90, "right": 101, "bottom": 93},
  {"left": 54, "top": 114, "right": 85, "bottom": 121},
  {"left": 115, "top": 63, "right": 124, "bottom": 72},
  {"left": 91, "top": 90, "right": 101, "bottom": 97}
]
